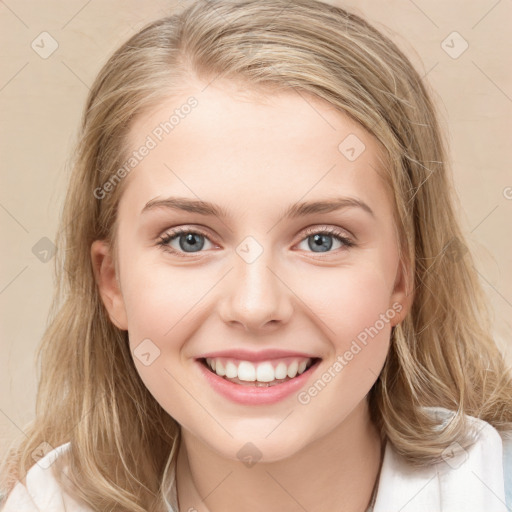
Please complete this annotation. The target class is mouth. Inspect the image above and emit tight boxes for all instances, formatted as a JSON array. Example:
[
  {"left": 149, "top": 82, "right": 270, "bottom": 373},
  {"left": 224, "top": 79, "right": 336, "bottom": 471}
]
[{"left": 197, "top": 356, "right": 322, "bottom": 388}]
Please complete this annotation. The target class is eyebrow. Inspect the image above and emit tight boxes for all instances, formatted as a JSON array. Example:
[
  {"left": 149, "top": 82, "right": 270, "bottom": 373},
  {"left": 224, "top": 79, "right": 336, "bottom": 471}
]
[{"left": 141, "top": 196, "right": 375, "bottom": 219}]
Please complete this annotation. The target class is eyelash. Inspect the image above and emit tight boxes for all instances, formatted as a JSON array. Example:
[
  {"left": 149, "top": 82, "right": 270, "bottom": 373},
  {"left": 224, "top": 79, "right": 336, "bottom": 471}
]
[{"left": 157, "top": 225, "right": 355, "bottom": 258}]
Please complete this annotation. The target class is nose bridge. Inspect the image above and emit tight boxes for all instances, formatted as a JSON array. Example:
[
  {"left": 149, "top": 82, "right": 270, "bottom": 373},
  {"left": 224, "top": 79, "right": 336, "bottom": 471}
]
[{"left": 220, "top": 235, "right": 292, "bottom": 330}]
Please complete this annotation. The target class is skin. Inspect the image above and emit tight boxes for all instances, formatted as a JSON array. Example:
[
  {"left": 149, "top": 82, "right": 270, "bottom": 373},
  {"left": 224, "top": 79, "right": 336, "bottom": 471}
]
[{"left": 91, "top": 78, "right": 413, "bottom": 512}]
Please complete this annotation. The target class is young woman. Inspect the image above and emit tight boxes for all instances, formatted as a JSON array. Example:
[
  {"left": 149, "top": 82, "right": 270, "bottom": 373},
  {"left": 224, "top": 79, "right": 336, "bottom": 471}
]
[{"left": 1, "top": 1, "right": 511, "bottom": 511}]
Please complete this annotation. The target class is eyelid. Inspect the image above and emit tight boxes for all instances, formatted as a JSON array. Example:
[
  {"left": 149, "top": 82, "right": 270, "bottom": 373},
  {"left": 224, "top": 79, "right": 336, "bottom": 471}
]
[
  {"left": 300, "top": 224, "right": 353, "bottom": 241},
  {"left": 157, "top": 224, "right": 355, "bottom": 256},
  {"left": 157, "top": 226, "right": 216, "bottom": 258}
]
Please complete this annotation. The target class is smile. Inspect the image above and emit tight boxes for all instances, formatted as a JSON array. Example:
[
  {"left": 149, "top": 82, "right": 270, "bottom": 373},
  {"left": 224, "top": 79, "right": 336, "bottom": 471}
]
[
  {"left": 202, "top": 356, "right": 316, "bottom": 387},
  {"left": 195, "top": 356, "right": 322, "bottom": 405}
]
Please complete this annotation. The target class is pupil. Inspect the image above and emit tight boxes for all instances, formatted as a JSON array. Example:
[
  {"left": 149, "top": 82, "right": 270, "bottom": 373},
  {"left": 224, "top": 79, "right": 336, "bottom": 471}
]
[
  {"left": 180, "top": 233, "right": 205, "bottom": 252},
  {"left": 177, "top": 233, "right": 334, "bottom": 253},
  {"left": 309, "top": 234, "right": 332, "bottom": 252}
]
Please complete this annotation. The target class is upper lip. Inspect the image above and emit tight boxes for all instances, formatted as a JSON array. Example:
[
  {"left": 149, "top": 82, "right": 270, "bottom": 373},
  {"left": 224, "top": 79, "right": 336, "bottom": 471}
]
[{"left": 196, "top": 348, "right": 320, "bottom": 362}]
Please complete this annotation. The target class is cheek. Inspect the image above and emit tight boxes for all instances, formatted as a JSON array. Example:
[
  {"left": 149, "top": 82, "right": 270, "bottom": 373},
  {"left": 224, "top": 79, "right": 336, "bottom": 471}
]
[
  {"left": 287, "top": 259, "right": 395, "bottom": 390},
  {"left": 121, "top": 259, "right": 207, "bottom": 339},
  {"left": 295, "top": 262, "right": 394, "bottom": 336},
  {"left": 294, "top": 268, "right": 393, "bottom": 409},
  {"left": 119, "top": 264, "right": 206, "bottom": 422}
]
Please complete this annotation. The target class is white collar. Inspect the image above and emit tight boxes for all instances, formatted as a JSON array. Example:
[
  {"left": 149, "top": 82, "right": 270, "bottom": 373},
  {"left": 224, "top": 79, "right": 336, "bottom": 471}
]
[
  {"left": 10, "top": 407, "right": 505, "bottom": 512},
  {"left": 372, "top": 406, "right": 508, "bottom": 512},
  {"left": 166, "top": 407, "right": 507, "bottom": 512}
]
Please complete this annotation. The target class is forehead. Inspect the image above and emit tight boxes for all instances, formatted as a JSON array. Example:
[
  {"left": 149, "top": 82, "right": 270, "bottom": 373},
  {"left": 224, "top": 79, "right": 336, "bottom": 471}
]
[{"left": 118, "top": 80, "right": 392, "bottom": 219}]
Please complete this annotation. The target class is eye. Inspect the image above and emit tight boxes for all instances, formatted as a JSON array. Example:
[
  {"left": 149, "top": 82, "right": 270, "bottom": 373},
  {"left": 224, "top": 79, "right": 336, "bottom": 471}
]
[
  {"left": 297, "top": 226, "right": 355, "bottom": 254},
  {"left": 157, "top": 225, "right": 355, "bottom": 257},
  {"left": 157, "top": 227, "right": 215, "bottom": 257}
]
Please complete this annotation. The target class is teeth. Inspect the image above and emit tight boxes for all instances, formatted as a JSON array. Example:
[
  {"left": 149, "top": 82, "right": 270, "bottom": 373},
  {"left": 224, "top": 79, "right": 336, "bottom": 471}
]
[
  {"left": 256, "top": 362, "right": 274, "bottom": 382},
  {"left": 204, "top": 357, "right": 314, "bottom": 383},
  {"left": 214, "top": 359, "right": 225, "bottom": 376},
  {"left": 225, "top": 361, "right": 238, "bottom": 379},
  {"left": 287, "top": 361, "right": 299, "bottom": 378},
  {"left": 238, "top": 361, "right": 256, "bottom": 381},
  {"left": 275, "top": 362, "right": 288, "bottom": 380}
]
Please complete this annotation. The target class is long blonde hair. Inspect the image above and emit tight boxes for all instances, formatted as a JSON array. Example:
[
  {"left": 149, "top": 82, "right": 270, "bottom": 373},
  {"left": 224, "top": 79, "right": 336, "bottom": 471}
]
[{"left": 2, "top": 1, "right": 511, "bottom": 510}]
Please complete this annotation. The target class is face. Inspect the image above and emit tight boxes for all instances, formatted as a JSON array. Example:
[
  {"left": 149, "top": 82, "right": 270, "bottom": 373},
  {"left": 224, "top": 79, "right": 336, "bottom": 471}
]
[{"left": 92, "top": 79, "right": 411, "bottom": 462}]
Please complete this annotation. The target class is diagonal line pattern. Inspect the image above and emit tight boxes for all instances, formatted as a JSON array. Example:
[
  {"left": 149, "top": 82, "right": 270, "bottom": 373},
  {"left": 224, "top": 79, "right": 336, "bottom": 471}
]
[
  {"left": 0, "top": 202, "right": 29, "bottom": 233},
  {"left": 163, "top": 367, "right": 233, "bottom": 438},
  {"left": 0, "top": 265, "right": 28, "bottom": 295},
  {"left": 470, "top": 204, "right": 499, "bottom": 233},
  {"left": 265, "top": 410, "right": 294, "bottom": 438},
  {"left": 474, "top": 266, "right": 512, "bottom": 308},
  {"left": 406, "top": 0, "right": 439, "bottom": 28},
  {"left": 197, "top": 470, "right": 233, "bottom": 504},
  {"left": 266, "top": 266, "right": 337, "bottom": 335},
  {"left": 422, "top": 61, "right": 439, "bottom": 79},
  {"left": 264, "top": 470, "right": 310, "bottom": 511},
  {"left": 472, "top": 0, "right": 503, "bottom": 29},
  {"left": 163, "top": 268, "right": 234, "bottom": 337},
  {"left": 0, "top": 0, "right": 29, "bottom": 28},
  {"left": 61, "top": 0, "right": 93, "bottom": 30},
  {"left": 61, "top": 60, "right": 90, "bottom": 90},
  {"left": 472, "top": 61, "right": 512, "bottom": 104},
  {"left": 0, "top": 408, "right": 30, "bottom": 438},
  {"left": 0, "top": 62, "right": 29, "bottom": 93},
  {"left": 397, "top": 473, "right": 437, "bottom": 511},
  {"left": 471, "top": 469, "right": 508, "bottom": 509}
]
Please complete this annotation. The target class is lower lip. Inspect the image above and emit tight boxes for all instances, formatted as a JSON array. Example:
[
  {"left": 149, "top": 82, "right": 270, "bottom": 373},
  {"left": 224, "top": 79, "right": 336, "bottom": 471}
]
[{"left": 195, "top": 358, "right": 321, "bottom": 405}]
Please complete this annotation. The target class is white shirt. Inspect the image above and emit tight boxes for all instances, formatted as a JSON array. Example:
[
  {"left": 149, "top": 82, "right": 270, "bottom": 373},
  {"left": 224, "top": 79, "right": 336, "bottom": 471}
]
[{"left": 2, "top": 407, "right": 511, "bottom": 512}]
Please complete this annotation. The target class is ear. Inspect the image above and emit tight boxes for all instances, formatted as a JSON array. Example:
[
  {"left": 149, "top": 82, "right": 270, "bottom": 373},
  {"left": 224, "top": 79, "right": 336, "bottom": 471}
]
[
  {"left": 90, "top": 240, "right": 128, "bottom": 330},
  {"left": 389, "top": 256, "right": 414, "bottom": 327}
]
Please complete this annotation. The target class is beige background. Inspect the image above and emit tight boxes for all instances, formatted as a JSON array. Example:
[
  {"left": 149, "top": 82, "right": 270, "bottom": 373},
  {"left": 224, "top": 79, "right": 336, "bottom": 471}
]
[{"left": 1, "top": 0, "right": 511, "bottom": 460}]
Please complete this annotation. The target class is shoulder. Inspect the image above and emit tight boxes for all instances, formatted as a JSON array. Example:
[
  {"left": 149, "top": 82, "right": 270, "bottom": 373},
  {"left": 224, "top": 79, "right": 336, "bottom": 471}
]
[
  {"left": 373, "top": 406, "right": 511, "bottom": 512},
  {"left": 502, "top": 430, "right": 512, "bottom": 509},
  {"left": 438, "top": 407, "right": 512, "bottom": 511},
  {"left": 1, "top": 442, "right": 93, "bottom": 512},
  {"left": 425, "top": 407, "right": 512, "bottom": 500}
]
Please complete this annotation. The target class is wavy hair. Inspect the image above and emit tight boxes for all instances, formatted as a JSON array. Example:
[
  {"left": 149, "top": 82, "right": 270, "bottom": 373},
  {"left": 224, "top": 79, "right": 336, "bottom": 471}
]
[{"left": 2, "top": 1, "right": 511, "bottom": 510}]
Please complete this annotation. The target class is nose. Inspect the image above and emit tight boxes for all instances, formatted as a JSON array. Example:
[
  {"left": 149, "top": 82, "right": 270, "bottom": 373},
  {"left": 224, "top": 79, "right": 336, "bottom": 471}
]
[{"left": 218, "top": 248, "right": 293, "bottom": 333}]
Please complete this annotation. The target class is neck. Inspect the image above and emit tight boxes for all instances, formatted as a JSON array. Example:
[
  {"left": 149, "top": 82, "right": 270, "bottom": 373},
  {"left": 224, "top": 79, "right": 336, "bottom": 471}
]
[{"left": 175, "top": 399, "right": 384, "bottom": 512}]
